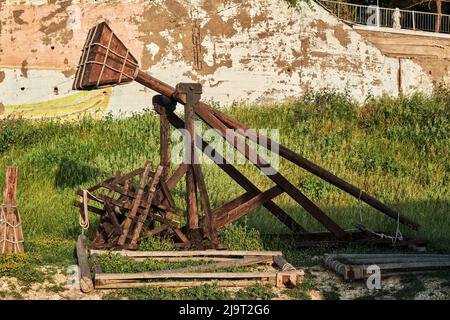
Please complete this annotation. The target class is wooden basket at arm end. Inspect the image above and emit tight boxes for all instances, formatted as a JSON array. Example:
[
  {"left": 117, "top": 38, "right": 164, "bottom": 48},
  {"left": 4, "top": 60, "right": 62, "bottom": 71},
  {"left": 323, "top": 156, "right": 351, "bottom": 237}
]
[{"left": 73, "top": 22, "right": 139, "bottom": 90}]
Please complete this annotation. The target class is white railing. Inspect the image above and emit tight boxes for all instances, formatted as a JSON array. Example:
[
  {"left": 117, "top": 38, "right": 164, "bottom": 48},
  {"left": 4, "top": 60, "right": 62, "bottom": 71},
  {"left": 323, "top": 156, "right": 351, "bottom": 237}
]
[{"left": 317, "top": 0, "right": 450, "bottom": 34}]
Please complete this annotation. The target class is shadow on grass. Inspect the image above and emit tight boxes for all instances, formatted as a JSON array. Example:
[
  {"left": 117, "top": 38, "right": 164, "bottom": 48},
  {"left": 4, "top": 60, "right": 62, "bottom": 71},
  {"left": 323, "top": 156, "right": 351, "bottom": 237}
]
[
  {"left": 54, "top": 158, "right": 103, "bottom": 189},
  {"left": 238, "top": 199, "right": 450, "bottom": 253}
]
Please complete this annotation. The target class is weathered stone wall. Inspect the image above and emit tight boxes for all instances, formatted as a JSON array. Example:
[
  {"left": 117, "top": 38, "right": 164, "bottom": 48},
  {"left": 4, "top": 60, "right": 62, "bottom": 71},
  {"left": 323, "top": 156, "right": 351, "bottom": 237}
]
[
  {"left": 354, "top": 26, "right": 450, "bottom": 89},
  {"left": 0, "top": 0, "right": 435, "bottom": 118}
]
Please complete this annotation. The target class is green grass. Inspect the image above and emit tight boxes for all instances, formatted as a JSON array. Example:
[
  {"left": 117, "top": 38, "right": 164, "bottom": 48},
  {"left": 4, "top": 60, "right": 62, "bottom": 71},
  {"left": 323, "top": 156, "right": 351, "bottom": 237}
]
[{"left": 0, "top": 88, "right": 448, "bottom": 274}]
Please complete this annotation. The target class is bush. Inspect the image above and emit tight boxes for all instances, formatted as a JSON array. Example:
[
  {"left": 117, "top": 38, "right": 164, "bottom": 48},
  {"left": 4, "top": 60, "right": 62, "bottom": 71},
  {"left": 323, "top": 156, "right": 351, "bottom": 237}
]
[{"left": 221, "top": 221, "right": 264, "bottom": 251}]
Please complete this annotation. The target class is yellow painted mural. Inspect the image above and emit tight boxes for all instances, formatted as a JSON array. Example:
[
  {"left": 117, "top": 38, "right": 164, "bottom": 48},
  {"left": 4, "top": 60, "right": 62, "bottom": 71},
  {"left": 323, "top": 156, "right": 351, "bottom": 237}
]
[{"left": 2, "top": 88, "right": 111, "bottom": 120}]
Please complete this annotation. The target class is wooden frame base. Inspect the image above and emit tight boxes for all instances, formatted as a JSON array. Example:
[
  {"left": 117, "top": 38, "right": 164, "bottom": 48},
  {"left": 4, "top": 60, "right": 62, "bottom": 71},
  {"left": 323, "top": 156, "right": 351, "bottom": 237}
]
[{"left": 88, "top": 249, "right": 303, "bottom": 290}]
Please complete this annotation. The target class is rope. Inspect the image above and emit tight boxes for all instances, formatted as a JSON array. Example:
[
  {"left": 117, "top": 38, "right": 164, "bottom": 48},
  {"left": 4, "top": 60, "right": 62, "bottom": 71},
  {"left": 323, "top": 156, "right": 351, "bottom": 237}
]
[
  {"left": 356, "top": 188, "right": 403, "bottom": 245},
  {"left": 78, "top": 189, "right": 105, "bottom": 235},
  {"left": 281, "top": 262, "right": 296, "bottom": 271},
  {"left": 0, "top": 205, "right": 24, "bottom": 253},
  {"left": 79, "top": 190, "right": 90, "bottom": 235}
]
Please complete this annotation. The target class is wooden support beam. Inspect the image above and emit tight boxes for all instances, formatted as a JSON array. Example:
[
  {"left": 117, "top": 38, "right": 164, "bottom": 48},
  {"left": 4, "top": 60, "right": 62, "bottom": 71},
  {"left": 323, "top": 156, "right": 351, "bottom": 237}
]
[
  {"left": 215, "top": 186, "right": 283, "bottom": 229},
  {"left": 76, "top": 235, "right": 94, "bottom": 293},
  {"left": 73, "top": 201, "right": 105, "bottom": 215},
  {"left": 175, "top": 83, "right": 201, "bottom": 234},
  {"left": 118, "top": 161, "right": 152, "bottom": 246},
  {"left": 165, "top": 164, "right": 188, "bottom": 190},
  {"left": 194, "top": 105, "right": 347, "bottom": 240},
  {"left": 129, "top": 165, "right": 164, "bottom": 247},
  {"left": 158, "top": 98, "right": 173, "bottom": 182},
  {"left": 153, "top": 98, "right": 306, "bottom": 233},
  {"left": 104, "top": 201, "right": 122, "bottom": 235},
  {"left": 136, "top": 70, "right": 418, "bottom": 230},
  {"left": 210, "top": 107, "right": 420, "bottom": 230},
  {"left": 90, "top": 249, "right": 283, "bottom": 257},
  {"left": 212, "top": 191, "right": 258, "bottom": 219},
  {"left": 191, "top": 157, "right": 216, "bottom": 241}
]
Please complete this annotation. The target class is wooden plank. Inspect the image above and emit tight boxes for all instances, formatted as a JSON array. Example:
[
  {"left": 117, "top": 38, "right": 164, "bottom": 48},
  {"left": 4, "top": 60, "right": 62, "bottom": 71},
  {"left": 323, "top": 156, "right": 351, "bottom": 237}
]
[
  {"left": 166, "top": 164, "right": 188, "bottom": 190},
  {"left": 178, "top": 83, "right": 201, "bottom": 233},
  {"left": 158, "top": 256, "right": 272, "bottom": 274},
  {"left": 191, "top": 162, "right": 215, "bottom": 241},
  {"left": 95, "top": 271, "right": 281, "bottom": 281},
  {"left": 95, "top": 279, "right": 272, "bottom": 289},
  {"left": 73, "top": 200, "right": 105, "bottom": 216},
  {"left": 90, "top": 249, "right": 283, "bottom": 257},
  {"left": 186, "top": 163, "right": 198, "bottom": 232},
  {"left": 174, "top": 228, "right": 191, "bottom": 247},
  {"left": 76, "top": 235, "right": 94, "bottom": 293},
  {"left": 160, "top": 108, "right": 306, "bottom": 233},
  {"left": 146, "top": 224, "right": 169, "bottom": 237},
  {"left": 213, "top": 191, "right": 257, "bottom": 219},
  {"left": 118, "top": 161, "right": 152, "bottom": 246},
  {"left": 94, "top": 195, "right": 179, "bottom": 228},
  {"left": 359, "top": 261, "right": 450, "bottom": 270},
  {"left": 331, "top": 253, "right": 449, "bottom": 259},
  {"left": 159, "top": 103, "right": 171, "bottom": 182},
  {"left": 130, "top": 257, "right": 264, "bottom": 262},
  {"left": 342, "top": 257, "right": 450, "bottom": 264},
  {"left": 130, "top": 165, "right": 164, "bottom": 246},
  {"left": 215, "top": 186, "right": 283, "bottom": 229}
]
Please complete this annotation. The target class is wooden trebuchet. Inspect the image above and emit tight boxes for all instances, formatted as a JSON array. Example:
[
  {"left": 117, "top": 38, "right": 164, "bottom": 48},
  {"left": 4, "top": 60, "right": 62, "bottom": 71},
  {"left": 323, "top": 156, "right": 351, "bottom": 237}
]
[
  {"left": 0, "top": 166, "right": 24, "bottom": 254},
  {"left": 72, "top": 22, "right": 423, "bottom": 249}
]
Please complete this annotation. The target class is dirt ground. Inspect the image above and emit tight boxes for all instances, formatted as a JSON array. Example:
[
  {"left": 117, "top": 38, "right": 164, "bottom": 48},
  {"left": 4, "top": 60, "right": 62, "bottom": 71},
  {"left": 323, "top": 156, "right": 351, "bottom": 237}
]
[
  {"left": 1, "top": 265, "right": 449, "bottom": 300},
  {"left": 307, "top": 266, "right": 450, "bottom": 300}
]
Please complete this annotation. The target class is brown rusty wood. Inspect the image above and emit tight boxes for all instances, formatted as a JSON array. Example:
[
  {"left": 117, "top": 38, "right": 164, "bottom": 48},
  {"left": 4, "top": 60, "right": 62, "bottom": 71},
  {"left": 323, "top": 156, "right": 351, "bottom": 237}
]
[
  {"left": 104, "top": 201, "right": 122, "bottom": 235},
  {"left": 87, "top": 182, "right": 174, "bottom": 213},
  {"left": 146, "top": 224, "right": 169, "bottom": 237},
  {"left": 160, "top": 181, "right": 176, "bottom": 209},
  {"left": 130, "top": 165, "right": 164, "bottom": 247},
  {"left": 192, "top": 161, "right": 216, "bottom": 241},
  {"left": 118, "top": 161, "right": 152, "bottom": 246},
  {"left": 215, "top": 186, "right": 284, "bottom": 229},
  {"left": 152, "top": 99, "right": 306, "bottom": 234},
  {"left": 1, "top": 166, "right": 24, "bottom": 253},
  {"left": 93, "top": 194, "right": 178, "bottom": 228},
  {"left": 176, "top": 83, "right": 201, "bottom": 234},
  {"left": 157, "top": 96, "right": 175, "bottom": 182},
  {"left": 166, "top": 164, "right": 188, "bottom": 190},
  {"left": 73, "top": 200, "right": 105, "bottom": 215},
  {"left": 174, "top": 228, "right": 191, "bottom": 247},
  {"left": 212, "top": 191, "right": 258, "bottom": 219}
]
